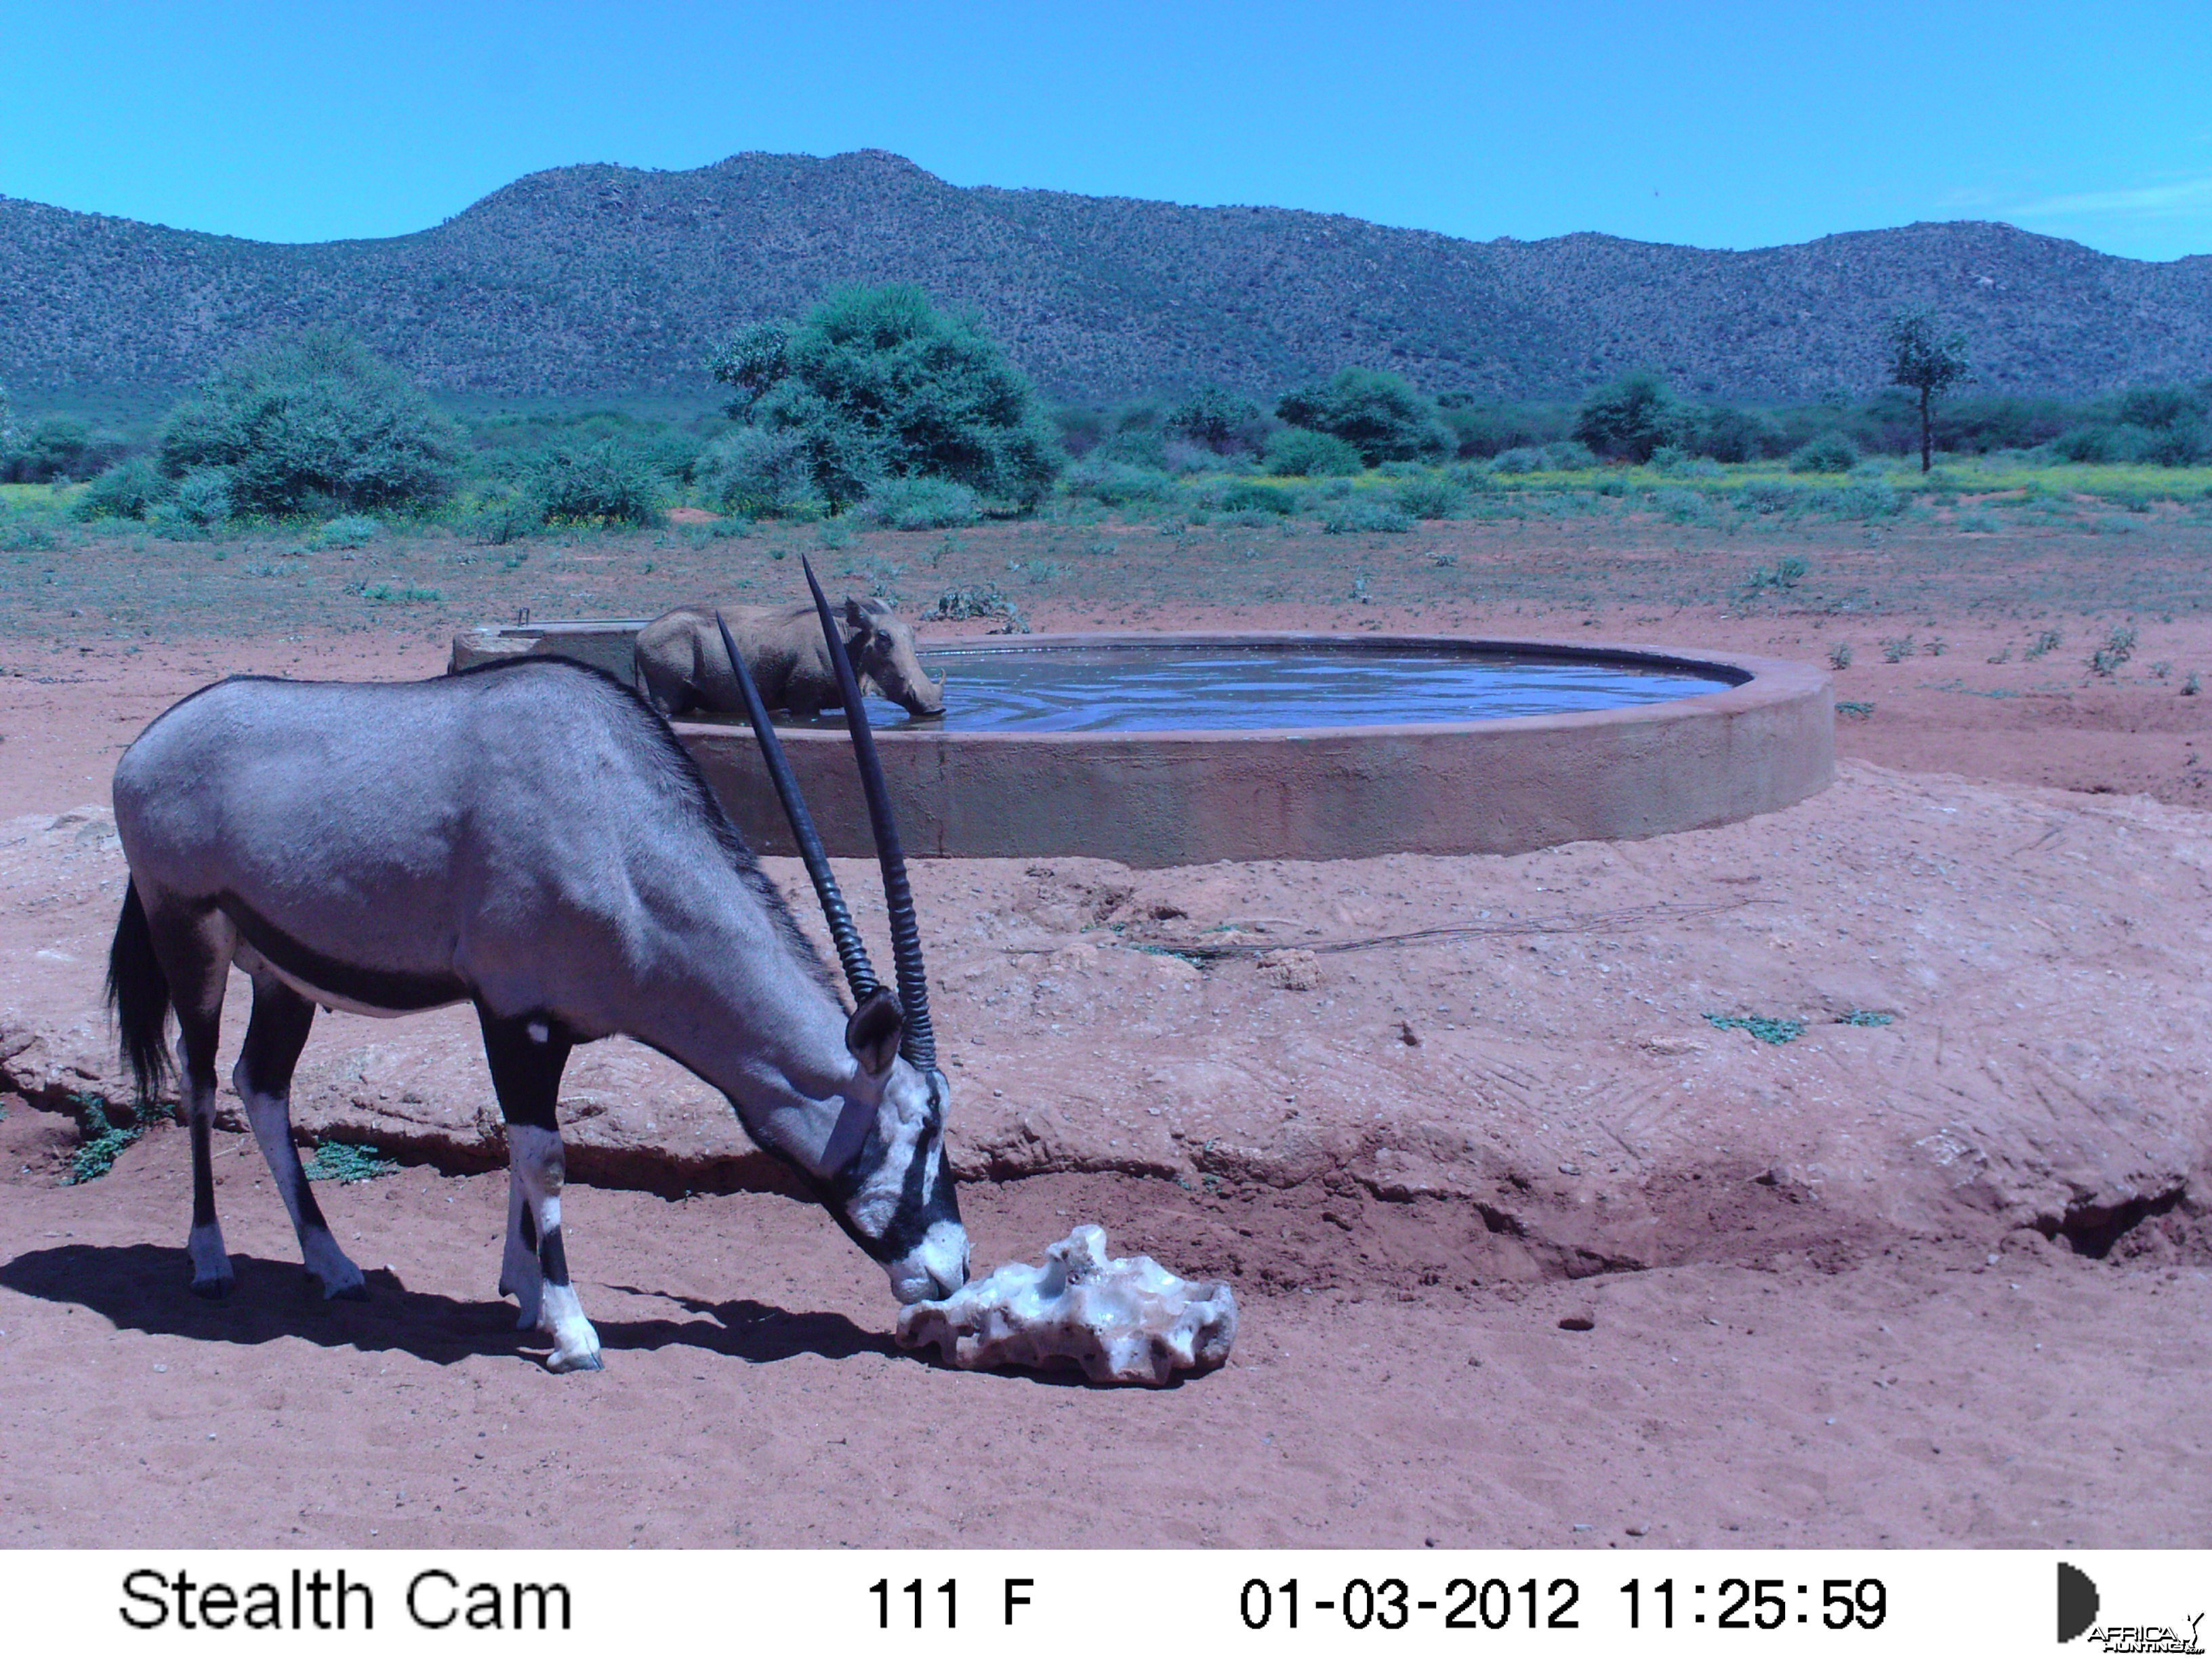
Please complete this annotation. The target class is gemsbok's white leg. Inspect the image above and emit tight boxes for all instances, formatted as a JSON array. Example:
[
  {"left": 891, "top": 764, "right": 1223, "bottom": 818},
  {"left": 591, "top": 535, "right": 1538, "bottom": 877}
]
[
  {"left": 233, "top": 972, "right": 366, "bottom": 1300},
  {"left": 506, "top": 1123, "right": 601, "bottom": 1372}
]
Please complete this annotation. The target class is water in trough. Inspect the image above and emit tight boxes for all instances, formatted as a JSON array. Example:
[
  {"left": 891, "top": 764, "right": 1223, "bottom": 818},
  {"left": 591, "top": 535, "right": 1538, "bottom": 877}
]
[{"left": 787, "top": 644, "right": 1737, "bottom": 732}]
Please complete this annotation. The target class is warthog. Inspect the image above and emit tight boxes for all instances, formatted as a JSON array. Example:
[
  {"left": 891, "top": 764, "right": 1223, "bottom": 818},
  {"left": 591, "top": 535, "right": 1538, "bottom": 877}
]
[{"left": 634, "top": 598, "right": 945, "bottom": 720}]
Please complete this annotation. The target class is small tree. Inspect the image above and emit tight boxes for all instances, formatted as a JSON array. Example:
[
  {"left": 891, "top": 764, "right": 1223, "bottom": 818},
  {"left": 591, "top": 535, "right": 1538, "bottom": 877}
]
[
  {"left": 708, "top": 285, "right": 1062, "bottom": 510},
  {"left": 160, "top": 330, "right": 462, "bottom": 514},
  {"left": 1887, "top": 310, "right": 1971, "bottom": 473},
  {"left": 1572, "top": 369, "right": 1677, "bottom": 462},
  {"left": 1164, "top": 385, "right": 1264, "bottom": 453},
  {"left": 1275, "top": 367, "right": 1448, "bottom": 465}
]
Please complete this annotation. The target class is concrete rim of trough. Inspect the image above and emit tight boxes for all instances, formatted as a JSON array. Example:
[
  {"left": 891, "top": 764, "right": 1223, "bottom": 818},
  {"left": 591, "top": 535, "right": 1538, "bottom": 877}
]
[{"left": 451, "top": 626, "right": 1834, "bottom": 865}]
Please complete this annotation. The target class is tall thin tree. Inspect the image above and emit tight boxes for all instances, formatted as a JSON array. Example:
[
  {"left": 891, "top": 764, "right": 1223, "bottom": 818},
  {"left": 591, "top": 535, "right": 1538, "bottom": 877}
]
[{"left": 1887, "top": 310, "right": 1971, "bottom": 474}]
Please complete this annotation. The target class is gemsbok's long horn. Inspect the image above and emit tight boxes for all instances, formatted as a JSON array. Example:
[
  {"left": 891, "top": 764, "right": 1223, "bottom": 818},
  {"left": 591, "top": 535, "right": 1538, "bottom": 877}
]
[
  {"left": 801, "top": 558, "right": 938, "bottom": 1074},
  {"left": 714, "top": 609, "right": 880, "bottom": 1002}
]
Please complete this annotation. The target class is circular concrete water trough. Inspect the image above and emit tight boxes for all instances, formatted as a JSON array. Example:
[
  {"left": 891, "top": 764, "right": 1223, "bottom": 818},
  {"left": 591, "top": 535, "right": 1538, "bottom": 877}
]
[{"left": 451, "top": 625, "right": 1832, "bottom": 867}]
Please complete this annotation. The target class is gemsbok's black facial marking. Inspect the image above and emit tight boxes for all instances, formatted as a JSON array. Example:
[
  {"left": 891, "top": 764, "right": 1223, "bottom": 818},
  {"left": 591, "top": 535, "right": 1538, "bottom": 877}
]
[{"left": 518, "top": 1208, "right": 538, "bottom": 1252}]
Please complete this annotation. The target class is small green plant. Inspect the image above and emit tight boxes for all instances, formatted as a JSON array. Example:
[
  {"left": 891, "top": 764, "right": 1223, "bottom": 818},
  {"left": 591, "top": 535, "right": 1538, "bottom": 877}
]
[
  {"left": 1788, "top": 432, "right": 1860, "bottom": 474},
  {"left": 1835, "top": 1010, "right": 1895, "bottom": 1027},
  {"left": 1319, "top": 498, "right": 1411, "bottom": 535},
  {"left": 1261, "top": 427, "right": 1363, "bottom": 478},
  {"left": 316, "top": 514, "right": 382, "bottom": 550},
  {"left": 859, "top": 476, "right": 979, "bottom": 531},
  {"left": 1742, "top": 555, "right": 1809, "bottom": 597},
  {"left": 303, "top": 1141, "right": 399, "bottom": 1183},
  {"left": 466, "top": 489, "right": 544, "bottom": 546},
  {"left": 64, "top": 1094, "right": 164, "bottom": 1185},
  {"left": 926, "top": 586, "right": 1029, "bottom": 632},
  {"left": 2183, "top": 672, "right": 2201, "bottom": 696},
  {"left": 1705, "top": 1013, "right": 1805, "bottom": 1045},
  {"left": 1836, "top": 699, "right": 1876, "bottom": 718},
  {"left": 2024, "top": 628, "right": 2061, "bottom": 659},
  {"left": 1391, "top": 474, "right": 1463, "bottom": 519},
  {"left": 359, "top": 583, "right": 443, "bottom": 602},
  {"left": 1924, "top": 638, "right": 1947, "bottom": 656},
  {"left": 1828, "top": 642, "right": 1853, "bottom": 670},
  {"left": 533, "top": 441, "right": 662, "bottom": 526},
  {"left": 1880, "top": 636, "right": 1915, "bottom": 663},
  {"left": 1986, "top": 643, "right": 2011, "bottom": 664},
  {"left": 2089, "top": 626, "right": 2137, "bottom": 677},
  {"left": 73, "top": 457, "right": 173, "bottom": 522}
]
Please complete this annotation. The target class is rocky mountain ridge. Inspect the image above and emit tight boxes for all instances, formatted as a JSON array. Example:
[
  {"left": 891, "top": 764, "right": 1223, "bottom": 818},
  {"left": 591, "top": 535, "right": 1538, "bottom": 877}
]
[{"left": 2, "top": 148, "right": 2205, "bottom": 405}]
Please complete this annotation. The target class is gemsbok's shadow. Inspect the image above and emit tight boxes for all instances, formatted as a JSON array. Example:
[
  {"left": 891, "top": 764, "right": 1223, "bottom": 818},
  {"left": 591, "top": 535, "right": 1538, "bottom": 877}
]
[{"left": 0, "top": 1244, "right": 899, "bottom": 1368}]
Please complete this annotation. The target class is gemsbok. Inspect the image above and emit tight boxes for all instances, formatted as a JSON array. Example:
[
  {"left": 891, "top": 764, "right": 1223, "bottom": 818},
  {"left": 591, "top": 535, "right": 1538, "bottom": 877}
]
[{"left": 105, "top": 560, "right": 967, "bottom": 1370}]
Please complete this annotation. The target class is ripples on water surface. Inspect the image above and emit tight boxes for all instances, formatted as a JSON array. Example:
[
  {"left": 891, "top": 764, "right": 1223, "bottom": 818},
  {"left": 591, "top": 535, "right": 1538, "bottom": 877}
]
[{"left": 761, "top": 645, "right": 1734, "bottom": 733}]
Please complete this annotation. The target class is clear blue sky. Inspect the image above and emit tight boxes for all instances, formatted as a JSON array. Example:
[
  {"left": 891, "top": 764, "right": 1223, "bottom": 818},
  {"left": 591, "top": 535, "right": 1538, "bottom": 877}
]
[{"left": 2, "top": 1, "right": 2205, "bottom": 260}]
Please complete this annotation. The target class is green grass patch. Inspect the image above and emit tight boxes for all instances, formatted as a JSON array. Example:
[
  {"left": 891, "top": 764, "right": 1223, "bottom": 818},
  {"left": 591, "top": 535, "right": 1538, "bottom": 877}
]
[
  {"left": 63, "top": 1093, "right": 169, "bottom": 1184},
  {"left": 303, "top": 1141, "right": 401, "bottom": 1183},
  {"left": 1705, "top": 1013, "right": 1805, "bottom": 1045}
]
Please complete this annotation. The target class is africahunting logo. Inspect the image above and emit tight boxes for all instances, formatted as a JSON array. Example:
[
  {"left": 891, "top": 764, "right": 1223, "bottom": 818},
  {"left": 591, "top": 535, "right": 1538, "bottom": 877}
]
[{"left": 2060, "top": 1563, "right": 2205, "bottom": 1653}]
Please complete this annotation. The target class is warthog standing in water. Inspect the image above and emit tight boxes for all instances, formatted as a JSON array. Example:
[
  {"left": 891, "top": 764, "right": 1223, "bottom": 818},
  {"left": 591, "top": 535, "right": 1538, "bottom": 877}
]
[{"left": 634, "top": 598, "right": 946, "bottom": 720}]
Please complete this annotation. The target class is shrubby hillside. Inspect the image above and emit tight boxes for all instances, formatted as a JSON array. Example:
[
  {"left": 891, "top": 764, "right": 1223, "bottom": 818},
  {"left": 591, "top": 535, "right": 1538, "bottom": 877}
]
[{"left": 2, "top": 149, "right": 2208, "bottom": 405}]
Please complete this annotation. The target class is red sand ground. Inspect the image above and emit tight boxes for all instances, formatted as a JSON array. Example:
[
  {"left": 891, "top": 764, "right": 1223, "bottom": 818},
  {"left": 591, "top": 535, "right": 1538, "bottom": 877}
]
[{"left": 1, "top": 586, "right": 2208, "bottom": 1549}]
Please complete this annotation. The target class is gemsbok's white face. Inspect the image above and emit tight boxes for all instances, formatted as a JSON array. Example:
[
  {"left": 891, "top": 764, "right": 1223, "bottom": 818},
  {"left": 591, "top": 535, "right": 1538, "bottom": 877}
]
[{"left": 840, "top": 1065, "right": 968, "bottom": 1304}]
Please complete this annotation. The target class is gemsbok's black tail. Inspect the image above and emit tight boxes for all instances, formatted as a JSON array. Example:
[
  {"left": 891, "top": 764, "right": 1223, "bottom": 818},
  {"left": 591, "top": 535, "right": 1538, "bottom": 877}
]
[{"left": 106, "top": 880, "right": 172, "bottom": 1105}]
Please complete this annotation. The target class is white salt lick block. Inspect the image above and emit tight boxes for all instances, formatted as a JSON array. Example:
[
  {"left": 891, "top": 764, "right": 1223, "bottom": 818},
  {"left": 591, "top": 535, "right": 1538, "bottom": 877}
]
[{"left": 896, "top": 1224, "right": 1238, "bottom": 1386}]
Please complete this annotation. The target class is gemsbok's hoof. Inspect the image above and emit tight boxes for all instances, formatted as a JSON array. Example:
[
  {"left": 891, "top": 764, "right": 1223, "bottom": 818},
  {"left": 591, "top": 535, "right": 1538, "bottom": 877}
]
[
  {"left": 188, "top": 1273, "right": 234, "bottom": 1301},
  {"left": 546, "top": 1347, "right": 604, "bottom": 1374},
  {"left": 321, "top": 1279, "right": 371, "bottom": 1303}
]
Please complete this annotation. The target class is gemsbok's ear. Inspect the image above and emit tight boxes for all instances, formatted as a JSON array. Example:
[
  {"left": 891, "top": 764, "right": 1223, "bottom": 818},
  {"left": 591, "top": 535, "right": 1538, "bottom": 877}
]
[{"left": 844, "top": 985, "right": 903, "bottom": 1078}]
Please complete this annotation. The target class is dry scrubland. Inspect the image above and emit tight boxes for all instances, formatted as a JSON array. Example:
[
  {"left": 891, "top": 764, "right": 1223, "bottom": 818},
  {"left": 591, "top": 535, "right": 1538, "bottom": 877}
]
[{"left": 1, "top": 489, "right": 2209, "bottom": 1549}]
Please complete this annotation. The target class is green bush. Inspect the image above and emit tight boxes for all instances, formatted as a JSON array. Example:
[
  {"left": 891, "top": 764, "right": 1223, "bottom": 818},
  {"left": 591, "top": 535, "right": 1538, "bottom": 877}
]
[
  {"left": 531, "top": 440, "right": 662, "bottom": 525},
  {"left": 1391, "top": 474, "right": 1463, "bottom": 518},
  {"left": 1275, "top": 368, "right": 1450, "bottom": 464},
  {"left": 315, "top": 514, "right": 382, "bottom": 549},
  {"left": 1788, "top": 432, "right": 1860, "bottom": 473},
  {"left": 1063, "top": 458, "right": 1174, "bottom": 506},
  {"left": 1220, "top": 479, "right": 1298, "bottom": 516},
  {"left": 159, "top": 329, "right": 462, "bottom": 515},
  {"left": 1164, "top": 386, "right": 1265, "bottom": 453},
  {"left": 710, "top": 283, "right": 1063, "bottom": 510},
  {"left": 1734, "top": 479, "right": 1809, "bottom": 516},
  {"left": 2114, "top": 384, "right": 2207, "bottom": 431},
  {"left": 860, "top": 476, "right": 979, "bottom": 530},
  {"left": 464, "top": 488, "right": 544, "bottom": 545},
  {"left": 1320, "top": 497, "right": 1412, "bottom": 534},
  {"left": 1262, "top": 427, "right": 1363, "bottom": 477},
  {"left": 1573, "top": 370, "right": 1677, "bottom": 462},
  {"left": 169, "top": 468, "right": 234, "bottom": 526},
  {"left": 1, "top": 415, "right": 128, "bottom": 484},
  {"left": 1679, "top": 403, "right": 1786, "bottom": 463},
  {"left": 696, "top": 426, "right": 819, "bottom": 518},
  {"left": 73, "top": 457, "right": 173, "bottom": 520},
  {"left": 1437, "top": 399, "right": 1571, "bottom": 458}
]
